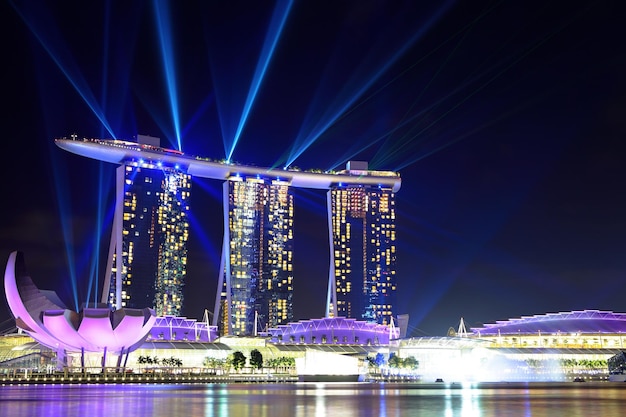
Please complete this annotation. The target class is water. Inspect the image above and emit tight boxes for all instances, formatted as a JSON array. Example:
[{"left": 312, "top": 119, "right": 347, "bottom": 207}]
[{"left": 1, "top": 382, "right": 625, "bottom": 416}]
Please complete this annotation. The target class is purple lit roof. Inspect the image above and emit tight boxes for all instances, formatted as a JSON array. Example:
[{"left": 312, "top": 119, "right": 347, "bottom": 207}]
[
  {"left": 3, "top": 251, "right": 156, "bottom": 354},
  {"left": 470, "top": 310, "right": 626, "bottom": 336},
  {"left": 147, "top": 315, "right": 219, "bottom": 342},
  {"left": 266, "top": 317, "right": 398, "bottom": 345}
]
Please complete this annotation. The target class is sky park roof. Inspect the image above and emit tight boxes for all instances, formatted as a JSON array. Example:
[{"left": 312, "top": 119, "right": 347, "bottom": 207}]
[
  {"left": 54, "top": 137, "right": 402, "bottom": 192},
  {"left": 470, "top": 310, "right": 626, "bottom": 336}
]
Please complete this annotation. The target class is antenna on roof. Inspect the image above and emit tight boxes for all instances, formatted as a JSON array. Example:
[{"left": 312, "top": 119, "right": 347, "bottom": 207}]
[
  {"left": 202, "top": 309, "right": 211, "bottom": 326},
  {"left": 457, "top": 317, "right": 468, "bottom": 338}
]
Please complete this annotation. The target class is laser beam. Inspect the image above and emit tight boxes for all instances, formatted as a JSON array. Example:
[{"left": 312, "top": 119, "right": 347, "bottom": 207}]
[
  {"left": 285, "top": 0, "right": 456, "bottom": 168},
  {"left": 9, "top": 3, "right": 116, "bottom": 139},
  {"left": 226, "top": 0, "right": 294, "bottom": 161},
  {"left": 153, "top": 0, "right": 182, "bottom": 151}
]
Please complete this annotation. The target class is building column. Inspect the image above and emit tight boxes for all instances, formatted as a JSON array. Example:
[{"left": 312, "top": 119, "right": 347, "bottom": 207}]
[{"left": 325, "top": 190, "right": 337, "bottom": 317}]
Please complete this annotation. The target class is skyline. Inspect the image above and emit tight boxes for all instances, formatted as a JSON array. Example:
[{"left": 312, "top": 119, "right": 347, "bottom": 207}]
[{"left": 2, "top": 1, "right": 626, "bottom": 336}]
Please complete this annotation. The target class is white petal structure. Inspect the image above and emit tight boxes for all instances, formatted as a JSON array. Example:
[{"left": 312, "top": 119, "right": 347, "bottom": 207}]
[{"left": 3, "top": 251, "right": 156, "bottom": 354}]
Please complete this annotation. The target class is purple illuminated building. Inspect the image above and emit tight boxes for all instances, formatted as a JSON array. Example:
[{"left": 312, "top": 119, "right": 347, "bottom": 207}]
[
  {"left": 470, "top": 310, "right": 626, "bottom": 336},
  {"left": 3, "top": 251, "right": 156, "bottom": 368},
  {"left": 265, "top": 317, "right": 399, "bottom": 345},
  {"left": 147, "top": 316, "right": 219, "bottom": 342}
]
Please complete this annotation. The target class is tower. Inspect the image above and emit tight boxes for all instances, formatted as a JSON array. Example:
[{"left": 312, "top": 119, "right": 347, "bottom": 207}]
[
  {"left": 214, "top": 175, "right": 294, "bottom": 336},
  {"left": 326, "top": 161, "right": 397, "bottom": 325},
  {"left": 102, "top": 136, "right": 191, "bottom": 317}
]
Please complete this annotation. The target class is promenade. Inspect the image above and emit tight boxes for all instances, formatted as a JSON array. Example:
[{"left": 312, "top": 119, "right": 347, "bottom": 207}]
[{"left": 0, "top": 369, "right": 298, "bottom": 385}]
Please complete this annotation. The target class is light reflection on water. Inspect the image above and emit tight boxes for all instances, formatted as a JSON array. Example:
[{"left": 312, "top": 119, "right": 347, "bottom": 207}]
[{"left": 0, "top": 382, "right": 625, "bottom": 417}]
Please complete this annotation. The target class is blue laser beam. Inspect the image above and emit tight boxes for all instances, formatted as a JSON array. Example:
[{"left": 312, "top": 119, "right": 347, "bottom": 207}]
[
  {"left": 180, "top": 93, "right": 216, "bottom": 142},
  {"left": 153, "top": 0, "right": 182, "bottom": 151},
  {"left": 85, "top": 165, "right": 114, "bottom": 307},
  {"left": 323, "top": 2, "right": 497, "bottom": 170},
  {"left": 226, "top": 0, "right": 294, "bottom": 161},
  {"left": 376, "top": 1, "right": 587, "bottom": 172},
  {"left": 285, "top": 0, "right": 456, "bottom": 168},
  {"left": 47, "top": 144, "right": 80, "bottom": 311},
  {"left": 331, "top": 8, "right": 557, "bottom": 173},
  {"left": 10, "top": 2, "right": 117, "bottom": 139}
]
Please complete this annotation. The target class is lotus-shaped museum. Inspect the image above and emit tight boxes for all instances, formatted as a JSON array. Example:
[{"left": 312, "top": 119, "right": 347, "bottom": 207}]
[{"left": 3, "top": 251, "right": 156, "bottom": 358}]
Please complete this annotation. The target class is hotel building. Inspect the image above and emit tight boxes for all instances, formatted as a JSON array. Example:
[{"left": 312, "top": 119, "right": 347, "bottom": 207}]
[
  {"left": 102, "top": 135, "right": 191, "bottom": 317},
  {"left": 327, "top": 165, "right": 397, "bottom": 325},
  {"left": 54, "top": 137, "right": 401, "bottom": 336},
  {"left": 215, "top": 176, "right": 294, "bottom": 336}
]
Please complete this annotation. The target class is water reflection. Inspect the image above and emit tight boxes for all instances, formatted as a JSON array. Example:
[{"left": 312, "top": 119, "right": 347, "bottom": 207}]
[{"left": 0, "top": 382, "right": 625, "bottom": 417}]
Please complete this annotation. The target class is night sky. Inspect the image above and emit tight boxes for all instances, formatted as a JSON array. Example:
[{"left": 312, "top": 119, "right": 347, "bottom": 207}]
[{"left": 2, "top": 1, "right": 625, "bottom": 336}]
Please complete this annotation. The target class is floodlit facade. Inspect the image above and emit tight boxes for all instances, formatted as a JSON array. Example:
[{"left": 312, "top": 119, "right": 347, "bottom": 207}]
[
  {"left": 327, "top": 162, "right": 397, "bottom": 326},
  {"left": 103, "top": 135, "right": 191, "bottom": 316},
  {"left": 215, "top": 176, "right": 294, "bottom": 336}
]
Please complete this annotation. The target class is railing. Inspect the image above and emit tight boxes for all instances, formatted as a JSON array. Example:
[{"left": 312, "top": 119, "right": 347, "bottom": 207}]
[{"left": 0, "top": 367, "right": 298, "bottom": 384}]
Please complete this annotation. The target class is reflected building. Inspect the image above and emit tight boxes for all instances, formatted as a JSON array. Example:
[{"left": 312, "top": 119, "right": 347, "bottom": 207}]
[{"left": 103, "top": 135, "right": 191, "bottom": 317}]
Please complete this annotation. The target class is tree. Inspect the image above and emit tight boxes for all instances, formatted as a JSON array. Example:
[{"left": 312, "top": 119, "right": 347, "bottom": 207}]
[
  {"left": 387, "top": 354, "right": 418, "bottom": 372},
  {"left": 404, "top": 356, "right": 419, "bottom": 370},
  {"left": 161, "top": 356, "right": 183, "bottom": 368},
  {"left": 388, "top": 353, "right": 401, "bottom": 369},
  {"left": 250, "top": 349, "right": 263, "bottom": 370},
  {"left": 203, "top": 357, "right": 227, "bottom": 374},
  {"left": 229, "top": 351, "right": 246, "bottom": 371},
  {"left": 374, "top": 353, "right": 386, "bottom": 367},
  {"left": 266, "top": 356, "right": 295, "bottom": 373}
]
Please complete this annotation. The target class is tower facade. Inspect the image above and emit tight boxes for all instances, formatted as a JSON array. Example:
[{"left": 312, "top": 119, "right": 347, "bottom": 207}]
[
  {"left": 327, "top": 162, "right": 397, "bottom": 325},
  {"left": 104, "top": 149, "right": 191, "bottom": 317},
  {"left": 216, "top": 176, "right": 294, "bottom": 336}
]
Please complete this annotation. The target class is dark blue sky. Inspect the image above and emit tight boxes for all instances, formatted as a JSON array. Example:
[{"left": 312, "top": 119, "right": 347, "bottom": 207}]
[{"left": 2, "top": 0, "right": 626, "bottom": 336}]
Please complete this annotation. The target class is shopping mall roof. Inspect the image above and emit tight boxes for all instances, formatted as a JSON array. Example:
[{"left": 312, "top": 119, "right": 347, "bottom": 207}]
[{"left": 470, "top": 310, "right": 626, "bottom": 336}]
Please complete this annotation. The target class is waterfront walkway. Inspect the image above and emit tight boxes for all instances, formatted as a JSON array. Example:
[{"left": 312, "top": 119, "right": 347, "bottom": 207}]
[{"left": 0, "top": 370, "right": 298, "bottom": 385}]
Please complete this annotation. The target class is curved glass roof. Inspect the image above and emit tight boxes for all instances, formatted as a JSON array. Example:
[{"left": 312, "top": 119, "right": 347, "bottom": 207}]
[{"left": 470, "top": 310, "right": 626, "bottom": 335}]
